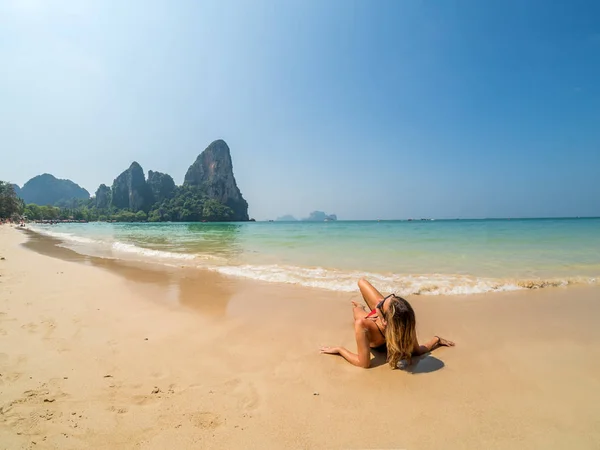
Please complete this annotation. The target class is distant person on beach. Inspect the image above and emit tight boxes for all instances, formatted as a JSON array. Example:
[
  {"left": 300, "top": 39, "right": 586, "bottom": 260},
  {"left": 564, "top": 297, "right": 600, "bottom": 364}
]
[{"left": 320, "top": 278, "right": 455, "bottom": 369}]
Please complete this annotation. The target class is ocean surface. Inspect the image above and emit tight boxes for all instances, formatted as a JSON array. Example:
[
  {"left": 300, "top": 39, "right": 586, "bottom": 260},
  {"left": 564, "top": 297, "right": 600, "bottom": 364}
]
[{"left": 28, "top": 218, "right": 600, "bottom": 296}]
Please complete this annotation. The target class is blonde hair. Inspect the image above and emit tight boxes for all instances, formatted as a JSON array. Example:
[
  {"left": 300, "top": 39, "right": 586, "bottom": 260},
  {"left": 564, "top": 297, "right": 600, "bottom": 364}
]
[{"left": 384, "top": 295, "right": 417, "bottom": 369}]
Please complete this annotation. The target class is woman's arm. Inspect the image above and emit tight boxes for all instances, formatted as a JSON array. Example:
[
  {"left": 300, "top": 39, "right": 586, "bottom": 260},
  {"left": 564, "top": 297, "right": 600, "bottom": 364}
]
[
  {"left": 413, "top": 336, "right": 455, "bottom": 356},
  {"left": 320, "top": 319, "right": 372, "bottom": 368}
]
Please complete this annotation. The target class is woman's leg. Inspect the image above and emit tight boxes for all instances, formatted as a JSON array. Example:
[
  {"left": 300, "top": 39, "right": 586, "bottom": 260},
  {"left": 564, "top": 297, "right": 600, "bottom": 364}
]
[{"left": 358, "top": 278, "right": 384, "bottom": 310}]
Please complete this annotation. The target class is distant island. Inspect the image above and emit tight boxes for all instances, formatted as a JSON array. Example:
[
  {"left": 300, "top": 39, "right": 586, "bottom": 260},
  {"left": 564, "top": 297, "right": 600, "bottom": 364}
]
[
  {"left": 276, "top": 215, "right": 298, "bottom": 221},
  {"left": 303, "top": 211, "right": 337, "bottom": 222},
  {"left": 275, "top": 211, "right": 337, "bottom": 222},
  {"left": 5, "top": 140, "right": 250, "bottom": 223}
]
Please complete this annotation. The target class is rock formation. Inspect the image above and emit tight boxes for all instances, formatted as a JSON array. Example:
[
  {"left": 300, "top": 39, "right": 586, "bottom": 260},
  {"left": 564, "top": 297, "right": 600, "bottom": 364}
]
[
  {"left": 183, "top": 140, "right": 249, "bottom": 221},
  {"left": 95, "top": 184, "right": 111, "bottom": 209},
  {"left": 110, "top": 162, "right": 152, "bottom": 212},
  {"left": 16, "top": 138, "right": 250, "bottom": 222},
  {"left": 147, "top": 170, "right": 176, "bottom": 203},
  {"left": 19, "top": 174, "right": 89, "bottom": 206}
]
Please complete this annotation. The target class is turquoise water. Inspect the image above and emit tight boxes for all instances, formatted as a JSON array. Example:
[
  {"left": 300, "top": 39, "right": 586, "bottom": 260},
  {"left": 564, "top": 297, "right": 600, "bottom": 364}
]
[{"left": 29, "top": 218, "right": 600, "bottom": 295}]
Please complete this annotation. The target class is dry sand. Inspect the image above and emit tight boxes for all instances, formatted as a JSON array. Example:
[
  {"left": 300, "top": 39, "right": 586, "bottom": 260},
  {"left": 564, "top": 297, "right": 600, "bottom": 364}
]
[{"left": 0, "top": 225, "right": 599, "bottom": 449}]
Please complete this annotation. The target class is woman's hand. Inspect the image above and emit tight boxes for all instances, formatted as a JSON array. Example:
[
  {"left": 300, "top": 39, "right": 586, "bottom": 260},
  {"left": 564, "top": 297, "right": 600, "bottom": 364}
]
[
  {"left": 320, "top": 346, "right": 341, "bottom": 355},
  {"left": 351, "top": 301, "right": 365, "bottom": 310},
  {"left": 436, "top": 336, "right": 455, "bottom": 347},
  {"left": 415, "top": 336, "right": 456, "bottom": 355}
]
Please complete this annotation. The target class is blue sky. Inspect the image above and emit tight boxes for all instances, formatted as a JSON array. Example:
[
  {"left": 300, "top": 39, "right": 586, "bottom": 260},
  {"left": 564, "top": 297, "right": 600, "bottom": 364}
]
[{"left": 1, "top": 0, "right": 599, "bottom": 220}]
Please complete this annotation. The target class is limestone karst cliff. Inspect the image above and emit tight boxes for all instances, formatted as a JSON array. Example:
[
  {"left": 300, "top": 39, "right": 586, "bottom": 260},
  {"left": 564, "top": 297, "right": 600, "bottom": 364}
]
[{"left": 183, "top": 139, "right": 249, "bottom": 221}]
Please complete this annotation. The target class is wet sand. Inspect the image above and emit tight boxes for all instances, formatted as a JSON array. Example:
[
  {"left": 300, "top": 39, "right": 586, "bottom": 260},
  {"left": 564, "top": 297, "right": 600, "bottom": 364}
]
[{"left": 1, "top": 225, "right": 599, "bottom": 449}]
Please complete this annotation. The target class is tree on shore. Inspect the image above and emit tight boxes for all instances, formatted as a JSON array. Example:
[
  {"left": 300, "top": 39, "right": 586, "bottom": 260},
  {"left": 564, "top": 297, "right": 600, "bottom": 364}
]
[
  {"left": 17, "top": 185, "right": 236, "bottom": 223},
  {"left": 0, "top": 181, "right": 24, "bottom": 219}
]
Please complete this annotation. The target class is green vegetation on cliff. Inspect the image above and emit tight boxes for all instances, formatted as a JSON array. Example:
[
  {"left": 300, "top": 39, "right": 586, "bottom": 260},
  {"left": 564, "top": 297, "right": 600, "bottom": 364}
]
[
  {"left": 146, "top": 185, "right": 232, "bottom": 222},
  {"left": 95, "top": 184, "right": 111, "bottom": 209},
  {"left": 22, "top": 184, "right": 234, "bottom": 223},
  {"left": 111, "top": 162, "right": 153, "bottom": 212},
  {"left": 0, "top": 182, "right": 24, "bottom": 219},
  {"left": 13, "top": 139, "right": 248, "bottom": 223},
  {"left": 183, "top": 140, "right": 249, "bottom": 221},
  {"left": 147, "top": 170, "right": 176, "bottom": 204},
  {"left": 17, "top": 174, "right": 89, "bottom": 206}
]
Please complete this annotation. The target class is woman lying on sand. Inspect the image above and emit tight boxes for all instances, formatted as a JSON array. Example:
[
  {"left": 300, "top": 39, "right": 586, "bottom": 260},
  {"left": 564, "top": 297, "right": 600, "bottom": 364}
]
[{"left": 320, "top": 278, "right": 455, "bottom": 368}]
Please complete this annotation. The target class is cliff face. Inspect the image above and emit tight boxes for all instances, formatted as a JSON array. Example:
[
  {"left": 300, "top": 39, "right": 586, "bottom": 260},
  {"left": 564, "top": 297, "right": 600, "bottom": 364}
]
[
  {"left": 19, "top": 174, "right": 89, "bottom": 206},
  {"left": 18, "top": 138, "right": 250, "bottom": 222},
  {"left": 95, "top": 184, "right": 111, "bottom": 209},
  {"left": 147, "top": 170, "right": 176, "bottom": 203},
  {"left": 110, "top": 162, "right": 152, "bottom": 212},
  {"left": 183, "top": 140, "right": 249, "bottom": 221}
]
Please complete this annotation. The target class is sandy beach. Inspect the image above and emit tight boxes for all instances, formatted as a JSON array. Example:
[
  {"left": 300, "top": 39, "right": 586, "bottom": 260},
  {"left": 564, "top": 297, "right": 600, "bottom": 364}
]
[{"left": 1, "top": 225, "right": 599, "bottom": 449}]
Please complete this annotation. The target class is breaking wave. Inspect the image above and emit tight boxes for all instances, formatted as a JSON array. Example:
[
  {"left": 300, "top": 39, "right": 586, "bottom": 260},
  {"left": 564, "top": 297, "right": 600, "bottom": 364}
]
[
  {"left": 209, "top": 264, "right": 598, "bottom": 295},
  {"left": 27, "top": 225, "right": 599, "bottom": 296}
]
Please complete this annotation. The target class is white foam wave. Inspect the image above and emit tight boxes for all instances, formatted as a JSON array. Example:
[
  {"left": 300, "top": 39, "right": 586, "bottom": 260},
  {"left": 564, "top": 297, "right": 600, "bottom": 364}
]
[
  {"left": 28, "top": 226, "right": 97, "bottom": 244},
  {"left": 30, "top": 225, "right": 202, "bottom": 262},
  {"left": 209, "top": 264, "right": 597, "bottom": 296},
  {"left": 27, "top": 226, "right": 598, "bottom": 296},
  {"left": 111, "top": 242, "right": 197, "bottom": 260}
]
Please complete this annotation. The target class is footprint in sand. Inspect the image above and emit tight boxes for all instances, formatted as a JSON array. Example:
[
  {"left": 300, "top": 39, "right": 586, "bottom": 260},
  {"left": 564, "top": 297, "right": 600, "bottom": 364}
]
[
  {"left": 223, "top": 378, "right": 260, "bottom": 411},
  {"left": 186, "top": 411, "right": 222, "bottom": 429},
  {"left": 107, "top": 405, "right": 129, "bottom": 414},
  {"left": 1, "top": 385, "right": 69, "bottom": 426},
  {"left": 131, "top": 391, "right": 166, "bottom": 406},
  {"left": 150, "top": 370, "right": 172, "bottom": 380},
  {"left": 0, "top": 312, "right": 17, "bottom": 323},
  {"left": 224, "top": 378, "right": 241, "bottom": 389},
  {"left": 131, "top": 383, "right": 176, "bottom": 406},
  {"left": 21, "top": 322, "right": 38, "bottom": 333},
  {"left": 41, "top": 319, "right": 56, "bottom": 339},
  {"left": 22, "top": 388, "right": 51, "bottom": 400},
  {"left": 3, "top": 407, "right": 63, "bottom": 435},
  {"left": 131, "top": 395, "right": 155, "bottom": 406},
  {"left": 1, "top": 388, "right": 50, "bottom": 416},
  {"left": 0, "top": 372, "right": 23, "bottom": 386}
]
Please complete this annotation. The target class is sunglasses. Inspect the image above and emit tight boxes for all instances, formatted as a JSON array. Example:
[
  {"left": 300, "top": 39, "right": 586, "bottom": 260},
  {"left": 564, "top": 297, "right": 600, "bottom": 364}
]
[{"left": 376, "top": 294, "right": 396, "bottom": 314}]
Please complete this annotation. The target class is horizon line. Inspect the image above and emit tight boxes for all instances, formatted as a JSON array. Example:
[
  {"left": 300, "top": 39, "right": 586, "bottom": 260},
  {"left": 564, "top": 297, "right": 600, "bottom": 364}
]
[{"left": 262, "top": 216, "right": 600, "bottom": 222}]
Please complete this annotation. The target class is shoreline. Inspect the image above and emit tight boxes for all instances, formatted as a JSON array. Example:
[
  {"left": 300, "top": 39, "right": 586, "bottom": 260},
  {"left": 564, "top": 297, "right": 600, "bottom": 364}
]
[
  {"left": 25, "top": 222, "right": 600, "bottom": 297},
  {"left": 20, "top": 225, "right": 598, "bottom": 308},
  {"left": 1, "top": 224, "right": 600, "bottom": 448}
]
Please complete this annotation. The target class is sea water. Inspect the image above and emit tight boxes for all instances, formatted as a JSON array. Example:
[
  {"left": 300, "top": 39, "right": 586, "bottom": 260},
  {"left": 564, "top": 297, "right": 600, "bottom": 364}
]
[{"left": 29, "top": 218, "right": 600, "bottom": 296}]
